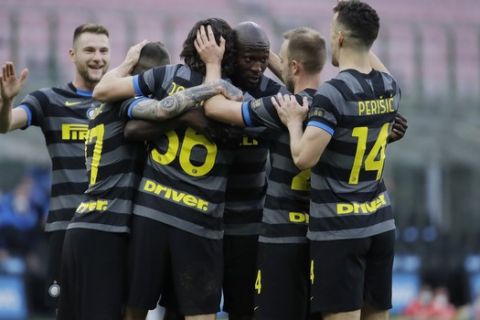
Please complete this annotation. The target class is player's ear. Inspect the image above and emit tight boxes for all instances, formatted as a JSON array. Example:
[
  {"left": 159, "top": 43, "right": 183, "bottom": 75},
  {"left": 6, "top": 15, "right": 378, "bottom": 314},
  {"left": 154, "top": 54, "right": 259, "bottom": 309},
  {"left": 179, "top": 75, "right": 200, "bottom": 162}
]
[
  {"left": 69, "top": 48, "right": 75, "bottom": 62},
  {"left": 291, "top": 60, "right": 300, "bottom": 75},
  {"left": 338, "top": 31, "right": 345, "bottom": 47}
]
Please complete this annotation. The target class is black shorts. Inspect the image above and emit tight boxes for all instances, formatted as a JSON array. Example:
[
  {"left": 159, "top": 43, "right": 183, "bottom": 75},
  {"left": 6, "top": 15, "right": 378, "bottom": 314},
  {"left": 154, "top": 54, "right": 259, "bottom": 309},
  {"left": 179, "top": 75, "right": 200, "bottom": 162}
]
[
  {"left": 57, "top": 229, "right": 128, "bottom": 320},
  {"left": 310, "top": 230, "right": 395, "bottom": 314},
  {"left": 254, "top": 242, "right": 309, "bottom": 320},
  {"left": 45, "top": 230, "right": 65, "bottom": 308},
  {"left": 128, "top": 215, "right": 223, "bottom": 316},
  {"left": 222, "top": 234, "right": 258, "bottom": 316}
]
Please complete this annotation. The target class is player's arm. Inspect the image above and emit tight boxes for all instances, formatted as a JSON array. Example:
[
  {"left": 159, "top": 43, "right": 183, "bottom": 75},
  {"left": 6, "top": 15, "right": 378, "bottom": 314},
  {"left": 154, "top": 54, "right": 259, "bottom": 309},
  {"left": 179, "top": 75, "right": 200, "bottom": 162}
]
[
  {"left": 128, "top": 79, "right": 242, "bottom": 121},
  {"left": 268, "top": 50, "right": 283, "bottom": 81},
  {"left": 0, "top": 62, "right": 29, "bottom": 133},
  {"left": 124, "top": 119, "right": 182, "bottom": 141},
  {"left": 124, "top": 107, "right": 235, "bottom": 143},
  {"left": 203, "top": 95, "right": 245, "bottom": 127},
  {"left": 369, "top": 51, "right": 390, "bottom": 74},
  {"left": 272, "top": 94, "right": 332, "bottom": 170},
  {"left": 195, "top": 25, "right": 224, "bottom": 82},
  {"left": 93, "top": 40, "right": 148, "bottom": 102}
]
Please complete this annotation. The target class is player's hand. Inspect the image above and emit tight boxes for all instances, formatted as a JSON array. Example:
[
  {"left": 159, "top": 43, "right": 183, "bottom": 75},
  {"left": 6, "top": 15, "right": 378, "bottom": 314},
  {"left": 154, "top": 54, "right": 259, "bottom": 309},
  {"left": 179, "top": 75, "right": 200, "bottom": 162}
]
[
  {"left": 216, "top": 79, "right": 243, "bottom": 102},
  {"left": 123, "top": 40, "right": 148, "bottom": 70},
  {"left": 0, "top": 62, "right": 28, "bottom": 104},
  {"left": 271, "top": 93, "right": 308, "bottom": 126},
  {"left": 388, "top": 113, "right": 408, "bottom": 143},
  {"left": 195, "top": 25, "right": 225, "bottom": 65}
]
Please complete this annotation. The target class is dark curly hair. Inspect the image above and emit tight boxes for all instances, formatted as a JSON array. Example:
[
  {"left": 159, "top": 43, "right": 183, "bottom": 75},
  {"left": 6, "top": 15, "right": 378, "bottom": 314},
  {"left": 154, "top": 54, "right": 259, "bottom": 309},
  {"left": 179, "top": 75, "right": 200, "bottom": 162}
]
[
  {"left": 180, "top": 18, "right": 236, "bottom": 78},
  {"left": 333, "top": 1, "right": 379, "bottom": 48}
]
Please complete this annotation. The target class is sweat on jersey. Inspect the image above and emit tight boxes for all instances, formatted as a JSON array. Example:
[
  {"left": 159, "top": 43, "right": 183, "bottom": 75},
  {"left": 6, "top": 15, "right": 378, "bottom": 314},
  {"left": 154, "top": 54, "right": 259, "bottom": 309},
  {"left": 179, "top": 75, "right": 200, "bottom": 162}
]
[
  {"left": 306, "top": 69, "right": 401, "bottom": 241},
  {"left": 17, "top": 83, "right": 99, "bottom": 232},
  {"left": 67, "top": 101, "right": 146, "bottom": 233},
  {"left": 242, "top": 89, "right": 317, "bottom": 244},
  {"left": 128, "top": 64, "right": 235, "bottom": 239}
]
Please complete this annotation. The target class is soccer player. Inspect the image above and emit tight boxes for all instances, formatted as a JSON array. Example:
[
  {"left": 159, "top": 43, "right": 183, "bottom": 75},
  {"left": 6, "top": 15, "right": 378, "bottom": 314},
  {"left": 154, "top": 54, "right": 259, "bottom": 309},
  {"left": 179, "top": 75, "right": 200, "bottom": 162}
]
[
  {"left": 204, "top": 26, "right": 326, "bottom": 320},
  {"left": 273, "top": 2, "right": 401, "bottom": 320},
  {"left": 0, "top": 23, "right": 110, "bottom": 308},
  {"left": 93, "top": 19, "right": 240, "bottom": 320},
  {"left": 154, "top": 21, "right": 284, "bottom": 320},
  {"left": 58, "top": 40, "right": 242, "bottom": 320},
  {"left": 220, "top": 21, "right": 286, "bottom": 320}
]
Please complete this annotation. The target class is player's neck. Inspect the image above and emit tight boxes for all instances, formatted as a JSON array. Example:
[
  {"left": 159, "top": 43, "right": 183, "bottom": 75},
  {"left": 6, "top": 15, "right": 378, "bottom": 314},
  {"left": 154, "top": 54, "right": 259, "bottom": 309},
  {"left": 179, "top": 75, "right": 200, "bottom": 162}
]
[
  {"left": 338, "top": 48, "right": 372, "bottom": 74},
  {"left": 72, "top": 76, "right": 96, "bottom": 93},
  {"left": 294, "top": 73, "right": 321, "bottom": 94}
]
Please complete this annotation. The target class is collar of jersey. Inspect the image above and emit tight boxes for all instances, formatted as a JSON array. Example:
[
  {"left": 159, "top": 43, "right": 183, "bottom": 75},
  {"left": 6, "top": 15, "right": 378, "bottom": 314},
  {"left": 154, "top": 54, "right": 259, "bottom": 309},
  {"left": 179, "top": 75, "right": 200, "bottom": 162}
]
[{"left": 68, "top": 82, "right": 93, "bottom": 97}]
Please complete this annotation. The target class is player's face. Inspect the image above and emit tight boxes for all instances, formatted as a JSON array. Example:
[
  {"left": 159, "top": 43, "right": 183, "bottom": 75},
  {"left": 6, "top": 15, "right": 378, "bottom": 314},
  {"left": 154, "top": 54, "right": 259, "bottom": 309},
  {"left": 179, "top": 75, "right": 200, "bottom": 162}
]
[
  {"left": 330, "top": 13, "right": 340, "bottom": 67},
  {"left": 70, "top": 32, "right": 110, "bottom": 86},
  {"left": 235, "top": 47, "right": 269, "bottom": 90},
  {"left": 279, "top": 40, "right": 294, "bottom": 93}
]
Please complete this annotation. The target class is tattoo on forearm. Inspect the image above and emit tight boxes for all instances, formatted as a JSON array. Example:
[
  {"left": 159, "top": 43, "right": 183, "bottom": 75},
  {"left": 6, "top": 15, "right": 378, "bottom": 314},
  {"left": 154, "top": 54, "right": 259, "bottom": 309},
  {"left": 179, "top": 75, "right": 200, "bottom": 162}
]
[{"left": 131, "top": 79, "right": 242, "bottom": 121}]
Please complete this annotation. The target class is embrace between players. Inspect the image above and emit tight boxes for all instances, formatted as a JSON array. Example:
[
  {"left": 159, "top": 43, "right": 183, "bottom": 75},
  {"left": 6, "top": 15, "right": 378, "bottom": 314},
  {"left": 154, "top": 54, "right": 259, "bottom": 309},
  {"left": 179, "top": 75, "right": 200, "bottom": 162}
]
[{"left": 0, "top": 1, "right": 408, "bottom": 320}]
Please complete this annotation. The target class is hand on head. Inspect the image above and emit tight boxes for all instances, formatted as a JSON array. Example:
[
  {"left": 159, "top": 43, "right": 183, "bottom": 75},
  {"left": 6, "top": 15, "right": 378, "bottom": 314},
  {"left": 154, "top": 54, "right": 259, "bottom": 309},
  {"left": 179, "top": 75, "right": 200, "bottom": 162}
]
[
  {"left": 195, "top": 25, "right": 225, "bottom": 65},
  {"left": 124, "top": 40, "right": 149, "bottom": 71}
]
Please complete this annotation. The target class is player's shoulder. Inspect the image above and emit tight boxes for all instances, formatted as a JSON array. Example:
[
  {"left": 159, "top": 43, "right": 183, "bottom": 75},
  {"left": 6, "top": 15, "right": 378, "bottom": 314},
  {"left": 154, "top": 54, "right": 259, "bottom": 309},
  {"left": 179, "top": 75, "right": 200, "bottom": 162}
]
[
  {"left": 22, "top": 82, "right": 75, "bottom": 105},
  {"left": 171, "top": 64, "right": 203, "bottom": 84},
  {"left": 375, "top": 70, "right": 400, "bottom": 93},
  {"left": 258, "top": 75, "right": 286, "bottom": 95}
]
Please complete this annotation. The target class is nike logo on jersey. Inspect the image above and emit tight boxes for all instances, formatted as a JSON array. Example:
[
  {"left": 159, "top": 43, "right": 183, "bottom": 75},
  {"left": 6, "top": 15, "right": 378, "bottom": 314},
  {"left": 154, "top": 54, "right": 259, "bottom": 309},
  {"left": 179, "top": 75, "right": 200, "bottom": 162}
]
[{"left": 65, "top": 101, "right": 81, "bottom": 107}]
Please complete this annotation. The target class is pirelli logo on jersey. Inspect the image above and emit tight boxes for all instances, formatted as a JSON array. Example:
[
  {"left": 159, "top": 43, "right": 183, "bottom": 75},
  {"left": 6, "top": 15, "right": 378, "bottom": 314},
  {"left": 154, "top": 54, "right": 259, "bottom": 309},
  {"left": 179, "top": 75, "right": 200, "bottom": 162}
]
[
  {"left": 76, "top": 199, "right": 109, "bottom": 214},
  {"left": 143, "top": 179, "right": 209, "bottom": 212},
  {"left": 61, "top": 124, "right": 88, "bottom": 141},
  {"left": 336, "top": 194, "right": 388, "bottom": 215},
  {"left": 358, "top": 97, "right": 395, "bottom": 116}
]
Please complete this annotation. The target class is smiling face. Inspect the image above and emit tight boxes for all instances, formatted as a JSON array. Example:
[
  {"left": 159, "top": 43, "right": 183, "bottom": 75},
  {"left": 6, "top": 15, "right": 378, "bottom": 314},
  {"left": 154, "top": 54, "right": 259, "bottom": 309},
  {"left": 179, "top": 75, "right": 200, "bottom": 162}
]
[
  {"left": 70, "top": 32, "right": 110, "bottom": 90},
  {"left": 234, "top": 46, "right": 269, "bottom": 90}
]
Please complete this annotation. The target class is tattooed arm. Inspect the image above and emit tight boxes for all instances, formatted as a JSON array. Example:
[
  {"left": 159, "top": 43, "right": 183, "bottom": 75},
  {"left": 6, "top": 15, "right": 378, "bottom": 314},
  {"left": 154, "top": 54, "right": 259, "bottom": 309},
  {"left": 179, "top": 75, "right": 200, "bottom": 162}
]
[{"left": 130, "top": 79, "right": 242, "bottom": 121}]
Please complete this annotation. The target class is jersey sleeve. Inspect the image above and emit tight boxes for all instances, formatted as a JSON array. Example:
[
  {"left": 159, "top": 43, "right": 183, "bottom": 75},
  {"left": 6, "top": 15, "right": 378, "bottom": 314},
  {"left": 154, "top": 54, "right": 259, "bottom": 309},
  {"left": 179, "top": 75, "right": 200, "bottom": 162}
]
[
  {"left": 307, "top": 89, "right": 338, "bottom": 136},
  {"left": 242, "top": 95, "right": 284, "bottom": 130},
  {"left": 118, "top": 96, "right": 149, "bottom": 120},
  {"left": 16, "top": 90, "right": 49, "bottom": 128}
]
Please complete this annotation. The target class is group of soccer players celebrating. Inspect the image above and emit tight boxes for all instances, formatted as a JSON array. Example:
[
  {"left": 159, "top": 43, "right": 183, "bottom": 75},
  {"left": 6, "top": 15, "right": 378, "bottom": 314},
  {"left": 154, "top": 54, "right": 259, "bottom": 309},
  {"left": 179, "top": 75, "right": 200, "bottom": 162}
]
[{"left": 0, "top": 1, "right": 408, "bottom": 320}]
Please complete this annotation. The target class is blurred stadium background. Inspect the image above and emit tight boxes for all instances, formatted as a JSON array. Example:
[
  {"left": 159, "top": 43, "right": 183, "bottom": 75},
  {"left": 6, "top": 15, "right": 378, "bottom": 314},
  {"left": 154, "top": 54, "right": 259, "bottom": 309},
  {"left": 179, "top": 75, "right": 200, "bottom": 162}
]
[{"left": 0, "top": 0, "right": 478, "bottom": 319}]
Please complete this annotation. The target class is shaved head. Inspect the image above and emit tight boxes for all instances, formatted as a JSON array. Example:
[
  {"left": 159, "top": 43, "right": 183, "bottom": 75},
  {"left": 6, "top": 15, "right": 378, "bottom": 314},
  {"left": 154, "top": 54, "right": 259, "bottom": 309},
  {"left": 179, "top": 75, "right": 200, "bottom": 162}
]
[{"left": 234, "top": 21, "right": 269, "bottom": 49}]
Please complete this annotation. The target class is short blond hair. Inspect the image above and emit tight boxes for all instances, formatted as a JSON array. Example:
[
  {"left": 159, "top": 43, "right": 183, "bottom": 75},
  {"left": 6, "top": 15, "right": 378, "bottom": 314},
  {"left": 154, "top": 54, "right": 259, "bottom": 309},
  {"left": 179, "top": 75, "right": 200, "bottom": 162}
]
[{"left": 283, "top": 27, "right": 326, "bottom": 74}]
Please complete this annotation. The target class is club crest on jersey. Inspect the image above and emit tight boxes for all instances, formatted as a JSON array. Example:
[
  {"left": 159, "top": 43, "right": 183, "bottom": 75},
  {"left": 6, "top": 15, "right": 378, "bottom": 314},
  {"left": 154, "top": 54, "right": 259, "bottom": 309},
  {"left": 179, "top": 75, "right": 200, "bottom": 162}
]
[{"left": 87, "top": 103, "right": 105, "bottom": 120}]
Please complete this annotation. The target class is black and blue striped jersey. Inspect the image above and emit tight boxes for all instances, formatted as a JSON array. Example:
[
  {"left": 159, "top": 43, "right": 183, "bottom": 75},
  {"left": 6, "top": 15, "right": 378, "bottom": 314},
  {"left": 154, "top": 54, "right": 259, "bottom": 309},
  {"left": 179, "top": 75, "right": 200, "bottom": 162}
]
[
  {"left": 306, "top": 69, "right": 401, "bottom": 241},
  {"left": 68, "top": 101, "right": 146, "bottom": 233},
  {"left": 129, "top": 64, "right": 235, "bottom": 239},
  {"left": 17, "top": 83, "right": 99, "bottom": 232},
  {"left": 242, "top": 89, "right": 317, "bottom": 244}
]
